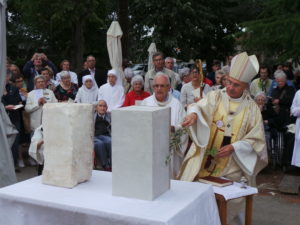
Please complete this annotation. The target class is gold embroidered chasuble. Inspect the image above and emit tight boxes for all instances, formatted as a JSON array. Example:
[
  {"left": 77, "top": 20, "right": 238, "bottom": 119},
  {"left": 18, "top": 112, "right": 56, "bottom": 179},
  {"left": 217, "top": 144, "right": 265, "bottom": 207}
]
[
  {"left": 197, "top": 100, "right": 246, "bottom": 178},
  {"left": 177, "top": 89, "right": 268, "bottom": 186}
]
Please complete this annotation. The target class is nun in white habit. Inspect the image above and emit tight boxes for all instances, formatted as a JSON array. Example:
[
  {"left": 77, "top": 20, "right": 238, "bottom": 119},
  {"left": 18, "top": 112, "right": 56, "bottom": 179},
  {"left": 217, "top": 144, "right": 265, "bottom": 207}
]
[
  {"left": 75, "top": 75, "right": 98, "bottom": 104},
  {"left": 98, "top": 69, "right": 125, "bottom": 112}
]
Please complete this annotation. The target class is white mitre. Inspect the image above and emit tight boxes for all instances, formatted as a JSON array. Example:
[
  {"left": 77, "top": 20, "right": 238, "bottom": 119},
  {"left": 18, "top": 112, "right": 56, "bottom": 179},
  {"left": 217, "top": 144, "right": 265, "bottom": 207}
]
[{"left": 229, "top": 52, "right": 259, "bottom": 83}]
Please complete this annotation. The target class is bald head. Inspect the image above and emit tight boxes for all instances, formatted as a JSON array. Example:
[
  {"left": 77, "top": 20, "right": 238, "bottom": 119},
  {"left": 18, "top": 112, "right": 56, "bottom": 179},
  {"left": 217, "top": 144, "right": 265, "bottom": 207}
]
[{"left": 153, "top": 73, "right": 170, "bottom": 102}]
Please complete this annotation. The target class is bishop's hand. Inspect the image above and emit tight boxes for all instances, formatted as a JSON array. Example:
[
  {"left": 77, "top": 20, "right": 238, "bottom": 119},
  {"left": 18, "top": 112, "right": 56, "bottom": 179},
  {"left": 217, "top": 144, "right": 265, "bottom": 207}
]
[
  {"left": 182, "top": 113, "right": 197, "bottom": 127},
  {"left": 216, "top": 144, "right": 234, "bottom": 158}
]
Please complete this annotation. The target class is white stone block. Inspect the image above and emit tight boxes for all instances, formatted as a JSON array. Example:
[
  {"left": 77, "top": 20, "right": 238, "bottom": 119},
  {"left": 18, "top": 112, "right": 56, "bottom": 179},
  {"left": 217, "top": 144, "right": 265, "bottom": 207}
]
[
  {"left": 42, "top": 103, "right": 94, "bottom": 188},
  {"left": 112, "top": 106, "right": 170, "bottom": 200}
]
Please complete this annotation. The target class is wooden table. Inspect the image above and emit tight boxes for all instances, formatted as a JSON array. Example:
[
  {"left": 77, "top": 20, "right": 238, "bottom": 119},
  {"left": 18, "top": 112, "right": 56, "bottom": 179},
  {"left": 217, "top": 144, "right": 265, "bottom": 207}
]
[{"left": 215, "top": 193, "right": 254, "bottom": 225}]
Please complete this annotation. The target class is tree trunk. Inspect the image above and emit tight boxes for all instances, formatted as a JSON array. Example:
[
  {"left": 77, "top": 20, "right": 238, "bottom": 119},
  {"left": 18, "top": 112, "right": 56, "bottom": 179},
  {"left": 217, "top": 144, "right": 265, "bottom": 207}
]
[
  {"left": 118, "top": 0, "right": 129, "bottom": 60},
  {"left": 71, "top": 18, "right": 85, "bottom": 73}
]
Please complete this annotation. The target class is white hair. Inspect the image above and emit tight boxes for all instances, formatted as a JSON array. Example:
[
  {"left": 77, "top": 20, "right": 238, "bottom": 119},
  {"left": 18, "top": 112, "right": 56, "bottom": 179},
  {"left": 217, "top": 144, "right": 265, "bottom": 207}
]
[
  {"left": 60, "top": 70, "right": 71, "bottom": 78},
  {"left": 274, "top": 70, "right": 286, "bottom": 79},
  {"left": 154, "top": 72, "right": 170, "bottom": 85},
  {"left": 255, "top": 91, "right": 266, "bottom": 100},
  {"left": 124, "top": 68, "right": 134, "bottom": 78},
  {"left": 165, "top": 57, "right": 174, "bottom": 63},
  {"left": 215, "top": 69, "right": 225, "bottom": 76},
  {"left": 34, "top": 75, "right": 45, "bottom": 84},
  {"left": 179, "top": 67, "right": 190, "bottom": 77},
  {"left": 131, "top": 75, "right": 144, "bottom": 86}
]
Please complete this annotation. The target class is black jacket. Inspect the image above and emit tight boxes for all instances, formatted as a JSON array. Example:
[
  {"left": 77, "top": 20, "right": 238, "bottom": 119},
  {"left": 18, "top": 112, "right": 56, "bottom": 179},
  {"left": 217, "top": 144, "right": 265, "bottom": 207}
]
[
  {"left": 78, "top": 68, "right": 107, "bottom": 87},
  {"left": 2, "top": 83, "right": 22, "bottom": 127}
]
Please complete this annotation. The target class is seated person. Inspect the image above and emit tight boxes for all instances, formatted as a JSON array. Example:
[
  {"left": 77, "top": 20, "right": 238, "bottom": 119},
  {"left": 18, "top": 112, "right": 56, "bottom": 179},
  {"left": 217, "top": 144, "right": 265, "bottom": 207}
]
[
  {"left": 98, "top": 69, "right": 124, "bottom": 112},
  {"left": 54, "top": 71, "right": 78, "bottom": 102},
  {"left": 94, "top": 100, "right": 112, "bottom": 171},
  {"left": 122, "top": 75, "right": 150, "bottom": 106},
  {"left": 75, "top": 75, "right": 98, "bottom": 104}
]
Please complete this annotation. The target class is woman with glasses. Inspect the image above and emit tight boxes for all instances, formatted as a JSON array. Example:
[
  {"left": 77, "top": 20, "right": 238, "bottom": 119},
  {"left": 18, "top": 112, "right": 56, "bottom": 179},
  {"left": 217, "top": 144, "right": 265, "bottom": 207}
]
[{"left": 180, "top": 66, "right": 212, "bottom": 108}]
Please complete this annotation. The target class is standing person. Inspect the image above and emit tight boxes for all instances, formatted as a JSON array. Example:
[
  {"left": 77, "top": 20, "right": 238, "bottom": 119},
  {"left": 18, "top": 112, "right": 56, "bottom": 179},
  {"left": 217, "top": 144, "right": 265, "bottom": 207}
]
[
  {"left": 98, "top": 69, "right": 125, "bottom": 112},
  {"left": 211, "top": 70, "right": 225, "bottom": 90},
  {"left": 23, "top": 53, "right": 57, "bottom": 91},
  {"left": 293, "top": 69, "right": 300, "bottom": 90},
  {"left": 11, "top": 74, "right": 31, "bottom": 167},
  {"left": 25, "top": 75, "right": 57, "bottom": 132},
  {"left": 78, "top": 55, "right": 106, "bottom": 87},
  {"left": 94, "top": 100, "right": 112, "bottom": 171},
  {"left": 2, "top": 70, "right": 22, "bottom": 168},
  {"left": 180, "top": 66, "right": 211, "bottom": 108},
  {"left": 179, "top": 52, "right": 267, "bottom": 224},
  {"left": 269, "top": 70, "right": 295, "bottom": 131},
  {"left": 75, "top": 75, "right": 98, "bottom": 104},
  {"left": 141, "top": 73, "right": 188, "bottom": 178},
  {"left": 291, "top": 90, "right": 300, "bottom": 167},
  {"left": 54, "top": 71, "right": 78, "bottom": 102},
  {"left": 250, "top": 67, "right": 273, "bottom": 97},
  {"left": 40, "top": 67, "right": 58, "bottom": 91},
  {"left": 206, "top": 60, "right": 221, "bottom": 84},
  {"left": 123, "top": 67, "right": 134, "bottom": 94},
  {"left": 144, "top": 52, "right": 177, "bottom": 94},
  {"left": 165, "top": 57, "right": 181, "bottom": 87},
  {"left": 176, "top": 67, "right": 191, "bottom": 92},
  {"left": 123, "top": 75, "right": 150, "bottom": 107},
  {"left": 56, "top": 60, "right": 78, "bottom": 84}
]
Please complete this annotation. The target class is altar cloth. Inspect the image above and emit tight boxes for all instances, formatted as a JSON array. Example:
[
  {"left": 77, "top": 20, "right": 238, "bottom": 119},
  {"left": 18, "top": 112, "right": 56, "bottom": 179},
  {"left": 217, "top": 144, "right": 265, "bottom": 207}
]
[{"left": 0, "top": 170, "right": 221, "bottom": 225}]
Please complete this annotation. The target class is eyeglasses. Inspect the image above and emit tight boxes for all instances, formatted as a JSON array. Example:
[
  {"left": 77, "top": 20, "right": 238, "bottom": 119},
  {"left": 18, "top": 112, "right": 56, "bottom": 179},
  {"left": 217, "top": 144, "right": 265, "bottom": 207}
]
[{"left": 153, "top": 84, "right": 169, "bottom": 88}]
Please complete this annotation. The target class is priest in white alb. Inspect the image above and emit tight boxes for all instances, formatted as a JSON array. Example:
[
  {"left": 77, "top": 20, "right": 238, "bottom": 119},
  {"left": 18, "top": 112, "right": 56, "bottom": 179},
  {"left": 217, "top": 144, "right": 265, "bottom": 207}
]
[
  {"left": 141, "top": 72, "right": 188, "bottom": 178},
  {"left": 179, "top": 52, "right": 268, "bottom": 224}
]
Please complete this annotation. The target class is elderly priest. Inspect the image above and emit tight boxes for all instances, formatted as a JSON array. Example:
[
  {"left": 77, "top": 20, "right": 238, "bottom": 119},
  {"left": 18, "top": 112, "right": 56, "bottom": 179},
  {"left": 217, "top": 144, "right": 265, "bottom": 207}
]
[
  {"left": 179, "top": 52, "right": 268, "bottom": 224},
  {"left": 141, "top": 72, "right": 188, "bottom": 178}
]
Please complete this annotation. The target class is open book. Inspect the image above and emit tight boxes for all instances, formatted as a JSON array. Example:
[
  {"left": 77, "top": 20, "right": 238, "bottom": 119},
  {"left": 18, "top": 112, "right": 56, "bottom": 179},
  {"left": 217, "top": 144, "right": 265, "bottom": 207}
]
[{"left": 198, "top": 176, "right": 233, "bottom": 187}]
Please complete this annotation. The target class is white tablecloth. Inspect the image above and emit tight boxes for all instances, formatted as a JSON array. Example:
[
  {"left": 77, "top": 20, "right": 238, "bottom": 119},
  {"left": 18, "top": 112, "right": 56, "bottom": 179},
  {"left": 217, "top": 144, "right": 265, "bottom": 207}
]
[
  {"left": 0, "top": 170, "right": 221, "bottom": 225},
  {"left": 213, "top": 182, "right": 258, "bottom": 200}
]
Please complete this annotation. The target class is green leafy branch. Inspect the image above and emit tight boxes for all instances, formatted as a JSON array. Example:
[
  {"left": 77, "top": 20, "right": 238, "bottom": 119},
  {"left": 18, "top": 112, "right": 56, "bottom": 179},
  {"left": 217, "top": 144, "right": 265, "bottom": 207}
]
[{"left": 165, "top": 128, "right": 188, "bottom": 166}]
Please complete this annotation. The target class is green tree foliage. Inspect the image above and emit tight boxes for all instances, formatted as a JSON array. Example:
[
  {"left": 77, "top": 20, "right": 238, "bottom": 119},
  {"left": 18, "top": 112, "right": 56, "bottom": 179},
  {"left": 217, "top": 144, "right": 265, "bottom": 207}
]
[
  {"left": 239, "top": 0, "right": 300, "bottom": 63},
  {"left": 128, "top": 0, "right": 254, "bottom": 63},
  {"left": 6, "top": 0, "right": 260, "bottom": 69},
  {"left": 7, "top": 0, "right": 109, "bottom": 71}
]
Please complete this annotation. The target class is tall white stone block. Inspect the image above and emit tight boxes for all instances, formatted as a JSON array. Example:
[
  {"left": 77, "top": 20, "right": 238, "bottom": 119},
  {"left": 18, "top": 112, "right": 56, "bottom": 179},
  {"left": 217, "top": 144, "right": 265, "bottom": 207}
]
[
  {"left": 112, "top": 106, "right": 170, "bottom": 200},
  {"left": 42, "top": 103, "right": 94, "bottom": 188}
]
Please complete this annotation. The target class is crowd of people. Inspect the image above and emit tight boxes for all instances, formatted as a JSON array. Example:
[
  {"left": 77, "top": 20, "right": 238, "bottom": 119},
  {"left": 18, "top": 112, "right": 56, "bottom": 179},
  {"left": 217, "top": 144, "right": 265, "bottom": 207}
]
[{"left": 2, "top": 51, "right": 300, "bottom": 176}]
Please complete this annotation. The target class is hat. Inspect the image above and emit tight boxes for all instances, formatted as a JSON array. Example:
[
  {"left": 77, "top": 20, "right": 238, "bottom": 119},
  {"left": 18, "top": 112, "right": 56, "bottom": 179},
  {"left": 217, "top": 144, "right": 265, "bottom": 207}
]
[{"left": 229, "top": 52, "right": 259, "bottom": 83}]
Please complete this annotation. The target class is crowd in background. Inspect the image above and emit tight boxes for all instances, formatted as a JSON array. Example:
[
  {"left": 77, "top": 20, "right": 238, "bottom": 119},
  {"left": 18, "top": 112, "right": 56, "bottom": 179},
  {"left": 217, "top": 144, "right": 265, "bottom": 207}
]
[{"left": 3, "top": 51, "right": 300, "bottom": 173}]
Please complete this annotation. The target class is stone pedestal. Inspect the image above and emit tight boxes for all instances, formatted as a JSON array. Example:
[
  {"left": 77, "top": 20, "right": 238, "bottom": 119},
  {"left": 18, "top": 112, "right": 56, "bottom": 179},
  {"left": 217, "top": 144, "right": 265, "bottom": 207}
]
[
  {"left": 42, "top": 103, "right": 94, "bottom": 188},
  {"left": 112, "top": 106, "right": 170, "bottom": 200}
]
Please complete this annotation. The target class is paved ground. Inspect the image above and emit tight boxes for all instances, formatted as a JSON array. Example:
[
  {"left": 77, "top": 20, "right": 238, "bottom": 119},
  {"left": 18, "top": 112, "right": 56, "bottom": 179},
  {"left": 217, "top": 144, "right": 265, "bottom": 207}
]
[
  {"left": 254, "top": 167, "right": 300, "bottom": 225},
  {"left": 15, "top": 165, "right": 300, "bottom": 225}
]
